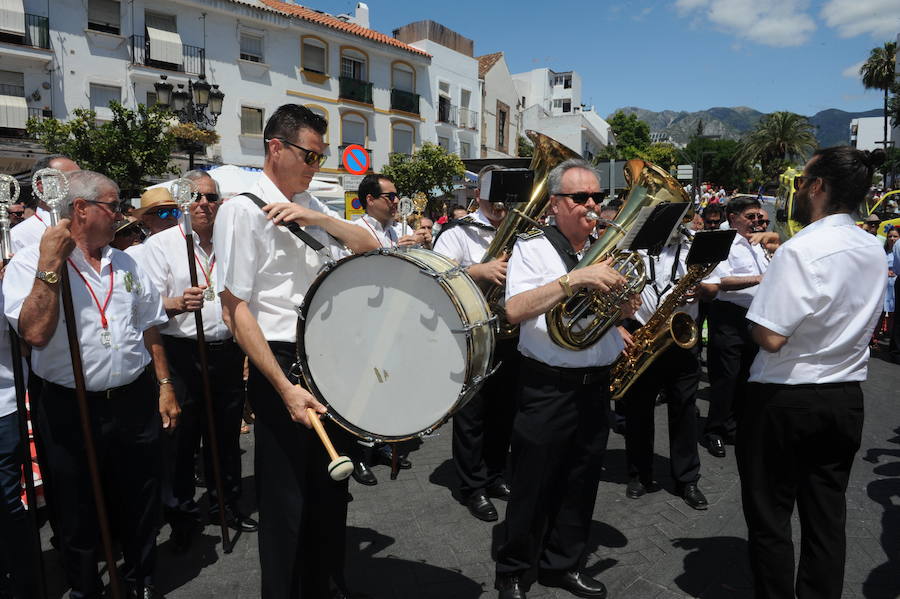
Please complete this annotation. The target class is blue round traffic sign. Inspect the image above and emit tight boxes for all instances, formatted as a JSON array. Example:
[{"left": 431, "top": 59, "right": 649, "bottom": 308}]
[{"left": 342, "top": 144, "right": 370, "bottom": 175}]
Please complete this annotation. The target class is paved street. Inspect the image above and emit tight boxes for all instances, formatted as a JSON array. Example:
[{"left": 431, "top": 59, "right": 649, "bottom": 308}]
[{"left": 37, "top": 353, "right": 900, "bottom": 598}]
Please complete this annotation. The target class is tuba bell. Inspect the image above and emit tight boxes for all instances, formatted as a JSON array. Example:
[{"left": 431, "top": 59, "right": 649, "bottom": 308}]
[
  {"left": 479, "top": 130, "right": 581, "bottom": 338},
  {"left": 545, "top": 159, "right": 692, "bottom": 350}
]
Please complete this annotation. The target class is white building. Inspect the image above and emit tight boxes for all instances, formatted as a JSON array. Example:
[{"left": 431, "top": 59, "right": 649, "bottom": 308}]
[
  {"left": 394, "top": 20, "right": 480, "bottom": 160},
  {"left": 0, "top": 0, "right": 432, "bottom": 182},
  {"left": 511, "top": 66, "right": 611, "bottom": 160},
  {"left": 850, "top": 116, "right": 891, "bottom": 151},
  {"left": 477, "top": 51, "right": 522, "bottom": 159}
]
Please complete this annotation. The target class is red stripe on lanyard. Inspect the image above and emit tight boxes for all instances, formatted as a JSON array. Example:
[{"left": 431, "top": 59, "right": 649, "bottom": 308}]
[
  {"left": 67, "top": 258, "right": 114, "bottom": 329},
  {"left": 178, "top": 224, "right": 215, "bottom": 287},
  {"left": 362, "top": 217, "right": 396, "bottom": 248}
]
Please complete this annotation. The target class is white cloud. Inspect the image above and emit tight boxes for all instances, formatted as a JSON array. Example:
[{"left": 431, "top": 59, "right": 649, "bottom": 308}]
[
  {"left": 821, "top": 0, "right": 900, "bottom": 39},
  {"left": 842, "top": 60, "right": 865, "bottom": 78},
  {"left": 674, "top": 0, "right": 817, "bottom": 47}
]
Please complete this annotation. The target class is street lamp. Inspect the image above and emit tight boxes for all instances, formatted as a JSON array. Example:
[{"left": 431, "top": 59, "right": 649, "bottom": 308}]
[{"left": 154, "top": 73, "right": 225, "bottom": 170}]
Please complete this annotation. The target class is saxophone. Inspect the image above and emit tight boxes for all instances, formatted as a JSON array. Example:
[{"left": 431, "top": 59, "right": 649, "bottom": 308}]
[{"left": 608, "top": 259, "right": 719, "bottom": 401}]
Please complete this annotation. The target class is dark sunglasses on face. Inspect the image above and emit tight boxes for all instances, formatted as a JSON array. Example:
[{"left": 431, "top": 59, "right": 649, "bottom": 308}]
[
  {"left": 196, "top": 192, "right": 220, "bottom": 203},
  {"left": 267, "top": 137, "right": 328, "bottom": 167},
  {"left": 555, "top": 191, "right": 606, "bottom": 205},
  {"left": 151, "top": 207, "right": 182, "bottom": 219},
  {"left": 793, "top": 175, "right": 817, "bottom": 192},
  {"left": 743, "top": 212, "right": 768, "bottom": 221},
  {"left": 378, "top": 192, "right": 398, "bottom": 202},
  {"left": 86, "top": 199, "right": 127, "bottom": 214}
]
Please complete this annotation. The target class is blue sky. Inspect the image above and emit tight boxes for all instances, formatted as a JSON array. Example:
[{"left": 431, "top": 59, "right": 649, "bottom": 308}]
[{"left": 309, "top": 0, "right": 900, "bottom": 117}]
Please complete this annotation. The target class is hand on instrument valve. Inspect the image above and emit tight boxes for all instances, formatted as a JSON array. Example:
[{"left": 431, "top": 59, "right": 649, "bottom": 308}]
[
  {"left": 282, "top": 384, "right": 327, "bottom": 428},
  {"left": 681, "top": 284, "right": 698, "bottom": 305},
  {"left": 468, "top": 256, "right": 508, "bottom": 286},
  {"left": 569, "top": 257, "right": 627, "bottom": 294},
  {"left": 37, "top": 218, "right": 75, "bottom": 274},
  {"left": 159, "top": 383, "right": 180, "bottom": 431},
  {"left": 617, "top": 325, "right": 635, "bottom": 349},
  {"left": 178, "top": 286, "right": 206, "bottom": 313},
  {"left": 262, "top": 202, "right": 323, "bottom": 228},
  {"left": 619, "top": 293, "right": 642, "bottom": 319}
]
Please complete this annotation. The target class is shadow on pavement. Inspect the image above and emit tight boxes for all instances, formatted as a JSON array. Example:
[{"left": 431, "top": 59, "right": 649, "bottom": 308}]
[
  {"left": 862, "top": 426, "right": 900, "bottom": 599},
  {"left": 154, "top": 531, "right": 222, "bottom": 595},
  {"left": 345, "top": 526, "right": 485, "bottom": 599},
  {"left": 428, "top": 458, "right": 464, "bottom": 503},
  {"left": 672, "top": 536, "right": 753, "bottom": 598}
]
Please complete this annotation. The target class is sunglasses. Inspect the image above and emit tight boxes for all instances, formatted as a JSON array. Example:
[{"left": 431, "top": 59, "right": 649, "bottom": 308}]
[
  {"left": 743, "top": 212, "right": 768, "bottom": 221},
  {"left": 555, "top": 191, "right": 606, "bottom": 205},
  {"left": 150, "top": 207, "right": 182, "bottom": 219},
  {"left": 86, "top": 199, "right": 127, "bottom": 214},
  {"left": 378, "top": 192, "right": 398, "bottom": 202},
  {"left": 269, "top": 138, "right": 328, "bottom": 167},
  {"left": 793, "top": 175, "right": 817, "bottom": 192},
  {"left": 195, "top": 192, "right": 220, "bottom": 203},
  {"left": 754, "top": 219, "right": 770, "bottom": 226}
]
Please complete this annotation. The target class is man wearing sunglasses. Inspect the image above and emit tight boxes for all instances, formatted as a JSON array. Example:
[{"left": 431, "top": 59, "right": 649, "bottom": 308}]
[
  {"left": 141, "top": 170, "right": 256, "bottom": 553},
  {"left": 494, "top": 159, "right": 639, "bottom": 599},
  {"left": 213, "top": 103, "right": 378, "bottom": 599},
  {"left": 11, "top": 154, "right": 81, "bottom": 253},
  {"left": 703, "top": 196, "right": 770, "bottom": 459},
  {"left": 354, "top": 173, "right": 424, "bottom": 250}
]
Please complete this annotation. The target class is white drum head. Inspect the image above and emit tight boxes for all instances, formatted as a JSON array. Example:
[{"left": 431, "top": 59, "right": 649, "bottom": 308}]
[{"left": 302, "top": 253, "right": 471, "bottom": 439}]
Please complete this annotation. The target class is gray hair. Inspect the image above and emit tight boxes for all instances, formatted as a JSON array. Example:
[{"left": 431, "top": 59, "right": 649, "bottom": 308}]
[
  {"left": 60, "top": 170, "right": 119, "bottom": 217},
  {"left": 30, "top": 154, "right": 70, "bottom": 179},
  {"left": 547, "top": 159, "right": 601, "bottom": 195},
  {"left": 182, "top": 169, "right": 219, "bottom": 193}
]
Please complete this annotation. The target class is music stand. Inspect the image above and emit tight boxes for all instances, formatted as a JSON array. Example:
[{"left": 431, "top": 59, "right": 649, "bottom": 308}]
[
  {"left": 617, "top": 203, "right": 690, "bottom": 255},
  {"left": 685, "top": 229, "right": 736, "bottom": 265}
]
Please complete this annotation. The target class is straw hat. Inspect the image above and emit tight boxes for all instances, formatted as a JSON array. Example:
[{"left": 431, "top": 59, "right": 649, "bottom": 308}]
[
  {"left": 864, "top": 213, "right": 881, "bottom": 223},
  {"left": 132, "top": 187, "right": 176, "bottom": 217},
  {"left": 113, "top": 216, "right": 142, "bottom": 235}
]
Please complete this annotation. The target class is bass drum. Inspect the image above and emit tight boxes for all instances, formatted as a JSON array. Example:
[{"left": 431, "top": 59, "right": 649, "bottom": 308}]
[{"left": 298, "top": 248, "right": 496, "bottom": 442}]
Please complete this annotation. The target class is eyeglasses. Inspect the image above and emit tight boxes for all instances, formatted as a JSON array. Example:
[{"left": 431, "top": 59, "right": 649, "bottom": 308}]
[
  {"left": 554, "top": 191, "right": 605, "bottom": 205},
  {"left": 196, "top": 192, "right": 220, "bottom": 203},
  {"left": 268, "top": 138, "right": 327, "bottom": 167},
  {"left": 793, "top": 175, "right": 817, "bottom": 192},
  {"left": 150, "top": 207, "right": 182, "bottom": 219},
  {"left": 378, "top": 192, "right": 398, "bottom": 202},
  {"left": 704, "top": 218, "right": 722, "bottom": 225},
  {"left": 86, "top": 199, "right": 127, "bottom": 214},
  {"left": 755, "top": 219, "right": 770, "bottom": 226},
  {"left": 743, "top": 212, "right": 768, "bottom": 221}
]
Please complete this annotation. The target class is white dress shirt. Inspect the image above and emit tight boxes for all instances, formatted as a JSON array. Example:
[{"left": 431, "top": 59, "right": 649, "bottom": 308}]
[
  {"left": 213, "top": 173, "right": 347, "bottom": 343},
  {"left": 354, "top": 213, "right": 402, "bottom": 248},
  {"left": 10, "top": 207, "right": 50, "bottom": 253},
  {"left": 506, "top": 233, "right": 623, "bottom": 368},
  {"left": 747, "top": 213, "right": 885, "bottom": 385},
  {"left": 714, "top": 232, "right": 769, "bottom": 309},
  {"left": 432, "top": 210, "right": 495, "bottom": 267},
  {"left": 3, "top": 245, "right": 167, "bottom": 391},
  {"left": 140, "top": 223, "right": 231, "bottom": 341}
]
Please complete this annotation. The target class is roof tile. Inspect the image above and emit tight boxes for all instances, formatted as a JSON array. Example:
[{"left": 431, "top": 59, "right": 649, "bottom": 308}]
[{"left": 477, "top": 52, "right": 503, "bottom": 78}]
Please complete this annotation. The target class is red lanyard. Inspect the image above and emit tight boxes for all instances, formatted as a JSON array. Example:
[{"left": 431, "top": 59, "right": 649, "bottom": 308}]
[
  {"left": 362, "top": 217, "right": 396, "bottom": 248},
  {"left": 67, "top": 259, "right": 114, "bottom": 329},
  {"left": 34, "top": 214, "right": 46, "bottom": 227},
  {"left": 178, "top": 225, "right": 215, "bottom": 286}
]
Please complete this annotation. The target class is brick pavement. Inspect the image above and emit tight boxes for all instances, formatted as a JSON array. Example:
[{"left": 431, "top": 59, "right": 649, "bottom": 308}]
[{"left": 37, "top": 355, "right": 900, "bottom": 598}]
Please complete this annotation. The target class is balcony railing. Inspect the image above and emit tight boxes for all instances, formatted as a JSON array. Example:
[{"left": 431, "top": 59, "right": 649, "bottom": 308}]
[
  {"left": 458, "top": 107, "right": 478, "bottom": 130},
  {"left": 390, "top": 89, "right": 420, "bottom": 114},
  {"left": 0, "top": 84, "right": 24, "bottom": 97},
  {"left": 338, "top": 145, "right": 372, "bottom": 169},
  {"left": 27, "top": 107, "right": 50, "bottom": 122},
  {"left": 339, "top": 77, "right": 373, "bottom": 104},
  {"left": 437, "top": 103, "right": 478, "bottom": 130},
  {"left": 0, "top": 14, "right": 50, "bottom": 49},
  {"left": 130, "top": 35, "right": 205, "bottom": 76}
]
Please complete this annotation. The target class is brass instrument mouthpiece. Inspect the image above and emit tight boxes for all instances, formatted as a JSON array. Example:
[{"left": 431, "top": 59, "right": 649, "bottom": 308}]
[{"left": 585, "top": 210, "right": 601, "bottom": 221}]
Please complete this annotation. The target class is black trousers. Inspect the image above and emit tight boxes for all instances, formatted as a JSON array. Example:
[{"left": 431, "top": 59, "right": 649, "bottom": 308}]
[
  {"left": 451, "top": 338, "right": 519, "bottom": 498},
  {"left": 37, "top": 370, "right": 161, "bottom": 599},
  {"left": 706, "top": 300, "right": 759, "bottom": 438},
  {"left": 161, "top": 335, "right": 244, "bottom": 527},
  {"left": 737, "top": 382, "right": 863, "bottom": 599},
  {"left": 889, "top": 277, "right": 900, "bottom": 363},
  {"left": 0, "top": 411, "right": 38, "bottom": 598},
  {"left": 495, "top": 359, "right": 610, "bottom": 580},
  {"left": 250, "top": 342, "right": 349, "bottom": 599},
  {"left": 623, "top": 344, "right": 701, "bottom": 486}
]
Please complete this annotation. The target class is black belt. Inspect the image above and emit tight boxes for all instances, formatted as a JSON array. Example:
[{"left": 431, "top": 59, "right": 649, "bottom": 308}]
[
  {"left": 752, "top": 381, "right": 861, "bottom": 391},
  {"left": 45, "top": 367, "right": 150, "bottom": 400},
  {"left": 521, "top": 356, "right": 610, "bottom": 385},
  {"left": 164, "top": 335, "right": 236, "bottom": 350}
]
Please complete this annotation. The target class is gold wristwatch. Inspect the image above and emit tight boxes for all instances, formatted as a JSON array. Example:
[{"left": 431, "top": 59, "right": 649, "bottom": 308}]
[
  {"left": 35, "top": 270, "right": 59, "bottom": 284},
  {"left": 558, "top": 274, "right": 574, "bottom": 297}
]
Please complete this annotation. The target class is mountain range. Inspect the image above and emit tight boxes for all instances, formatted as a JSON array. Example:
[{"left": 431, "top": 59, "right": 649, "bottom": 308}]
[{"left": 612, "top": 106, "right": 885, "bottom": 148}]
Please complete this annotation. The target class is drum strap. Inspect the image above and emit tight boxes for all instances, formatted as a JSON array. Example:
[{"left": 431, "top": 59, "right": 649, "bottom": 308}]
[
  {"left": 540, "top": 225, "right": 581, "bottom": 271},
  {"left": 241, "top": 192, "right": 327, "bottom": 252}
]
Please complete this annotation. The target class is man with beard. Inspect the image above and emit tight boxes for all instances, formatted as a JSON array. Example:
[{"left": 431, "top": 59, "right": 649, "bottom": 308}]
[{"left": 739, "top": 147, "right": 886, "bottom": 598}]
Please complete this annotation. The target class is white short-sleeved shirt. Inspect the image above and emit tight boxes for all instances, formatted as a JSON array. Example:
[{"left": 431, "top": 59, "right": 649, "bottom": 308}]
[
  {"left": 10, "top": 207, "right": 50, "bottom": 253},
  {"left": 354, "top": 213, "right": 403, "bottom": 248},
  {"left": 506, "top": 233, "right": 623, "bottom": 368},
  {"left": 213, "top": 173, "right": 347, "bottom": 343},
  {"left": 140, "top": 223, "right": 231, "bottom": 341},
  {"left": 747, "top": 213, "right": 885, "bottom": 384},
  {"left": 714, "top": 232, "right": 769, "bottom": 309},
  {"left": 124, "top": 242, "right": 147, "bottom": 263},
  {"left": 3, "top": 245, "right": 167, "bottom": 391},
  {"left": 432, "top": 210, "right": 496, "bottom": 267}
]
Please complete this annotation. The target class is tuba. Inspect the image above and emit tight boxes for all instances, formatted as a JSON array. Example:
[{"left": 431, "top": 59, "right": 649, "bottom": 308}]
[
  {"left": 546, "top": 159, "right": 692, "bottom": 350},
  {"left": 480, "top": 130, "right": 581, "bottom": 338}
]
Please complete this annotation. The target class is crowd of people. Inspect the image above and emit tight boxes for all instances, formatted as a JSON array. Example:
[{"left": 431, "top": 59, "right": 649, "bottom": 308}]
[{"left": 0, "top": 103, "right": 891, "bottom": 599}]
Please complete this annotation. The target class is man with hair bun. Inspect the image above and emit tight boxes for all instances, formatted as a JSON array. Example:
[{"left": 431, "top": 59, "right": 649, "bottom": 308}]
[{"left": 739, "top": 147, "right": 886, "bottom": 598}]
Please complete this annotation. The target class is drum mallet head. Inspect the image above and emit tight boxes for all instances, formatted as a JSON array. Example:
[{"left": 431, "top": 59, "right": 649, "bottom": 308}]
[{"left": 328, "top": 456, "right": 354, "bottom": 481}]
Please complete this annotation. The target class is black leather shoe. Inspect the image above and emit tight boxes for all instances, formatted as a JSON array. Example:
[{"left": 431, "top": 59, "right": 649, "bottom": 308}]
[
  {"left": 626, "top": 478, "right": 646, "bottom": 499},
  {"left": 538, "top": 570, "right": 607, "bottom": 598},
  {"left": 375, "top": 444, "right": 411, "bottom": 469},
  {"left": 170, "top": 526, "right": 192, "bottom": 554},
  {"left": 466, "top": 493, "right": 498, "bottom": 522},
  {"left": 352, "top": 461, "right": 378, "bottom": 486},
  {"left": 705, "top": 434, "right": 726, "bottom": 458},
  {"left": 495, "top": 575, "right": 526, "bottom": 599},
  {"left": 681, "top": 483, "right": 708, "bottom": 511},
  {"left": 127, "top": 584, "right": 165, "bottom": 599},
  {"left": 486, "top": 480, "right": 512, "bottom": 500},
  {"left": 210, "top": 509, "right": 259, "bottom": 532}
]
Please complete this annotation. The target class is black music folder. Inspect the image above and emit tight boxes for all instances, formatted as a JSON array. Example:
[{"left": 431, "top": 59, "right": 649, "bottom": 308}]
[
  {"left": 686, "top": 229, "right": 737, "bottom": 265},
  {"left": 617, "top": 203, "right": 690, "bottom": 254}
]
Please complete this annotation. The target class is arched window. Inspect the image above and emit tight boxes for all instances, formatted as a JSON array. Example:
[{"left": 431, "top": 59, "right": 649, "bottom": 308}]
[
  {"left": 391, "top": 61, "right": 414, "bottom": 93},
  {"left": 341, "top": 112, "right": 367, "bottom": 147},
  {"left": 340, "top": 47, "right": 367, "bottom": 81},
  {"left": 391, "top": 122, "right": 414, "bottom": 155},
  {"left": 302, "top": 36, "right": 327, "bottom": 74}
]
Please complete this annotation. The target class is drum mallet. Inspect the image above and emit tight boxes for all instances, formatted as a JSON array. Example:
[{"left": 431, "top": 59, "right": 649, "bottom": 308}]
[{"left": 306, "top": 407, "right": 354, "bottom": 481}]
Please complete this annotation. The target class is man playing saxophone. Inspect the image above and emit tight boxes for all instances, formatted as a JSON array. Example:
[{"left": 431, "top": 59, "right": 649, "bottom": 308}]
[{"left": 493, "top": 159, "right": 639, "bottom": 599}]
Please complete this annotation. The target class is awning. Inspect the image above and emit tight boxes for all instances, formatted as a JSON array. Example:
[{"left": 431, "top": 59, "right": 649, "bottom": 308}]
[
  {"left": 146, "top": 26, "right": 183, "bottom": 66},
  {"left": 0, "top": 0, "right": 25, "bottom": 37},
  {"left": 0, "top": 94, "right": 28, "bottom": 129}
]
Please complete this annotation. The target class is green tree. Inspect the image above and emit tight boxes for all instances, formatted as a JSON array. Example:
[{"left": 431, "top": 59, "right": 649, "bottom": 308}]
[
  {"left": 735, "top": 111, "right": 817, "bottom": 182},
  {"left": 517, "top": 135, "right": 534, "bottom": 158},
  {"left": 683, "top": 137, "right": 752, "bottom": 191},
  {"left": 860, "top": 41, "right": 897, "bottom": 155},
  {"left": 606, "top": 111, "right": 651, "bottom": 154},
  {"left": 381, "top": 142, "right": 465, "bottom": 215},
  {"left": 27, "top": 102, "right": 178, "bottom": 196},
  {"left": 889, "top": 80, "right": 900, "bottom": 129},
  {"left": 636, "top": 142, "right": 679, "bottom": 172}
]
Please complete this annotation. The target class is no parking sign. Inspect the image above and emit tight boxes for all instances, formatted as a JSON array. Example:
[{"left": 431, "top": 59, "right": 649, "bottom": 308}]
[{"left": 342, "top": 144, "right": 370, "bottom": 175}]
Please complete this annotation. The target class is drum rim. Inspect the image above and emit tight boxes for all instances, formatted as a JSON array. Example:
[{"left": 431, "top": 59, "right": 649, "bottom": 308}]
[{"left": 296, "top": 248, "right": 493, "bottom": 442}]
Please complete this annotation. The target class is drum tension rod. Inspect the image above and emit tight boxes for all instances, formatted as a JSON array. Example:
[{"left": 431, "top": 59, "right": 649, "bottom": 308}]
[
  {"left": 451, "top": 314, "right": 498, "bottom": 334},
  {"left": 418, "top": 265, "right": 466, "bottom": 281}
]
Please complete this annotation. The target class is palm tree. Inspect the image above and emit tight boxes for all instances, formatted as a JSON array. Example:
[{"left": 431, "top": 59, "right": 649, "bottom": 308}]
[
  {"left": 736, "top": 111, "right": 817, "bottom": 180},
  {"left": 860, "top": 41, "right": 897, "bottom": 154}
]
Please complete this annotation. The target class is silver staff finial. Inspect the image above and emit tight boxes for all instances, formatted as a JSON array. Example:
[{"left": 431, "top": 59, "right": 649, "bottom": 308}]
[
  {"left": 32, "top": 168, "right": 69, "bottom": 212},
  {"left": 0, "top": 174, "right": 20, "bottom": 207},
  {"left": 170, "top": 177, "right": 198, "bottom": 211},
  {"left": 398, "top": 197, "right": 413, "bottom": 220}
]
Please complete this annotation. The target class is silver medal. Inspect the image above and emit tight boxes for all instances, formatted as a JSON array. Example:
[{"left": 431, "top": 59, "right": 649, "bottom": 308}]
[
  {"left": 100, "top": 330, "right": 112, "bottom": 347},
  {"left": 204, "top": 287, "right": 215, "bottom": 301}
]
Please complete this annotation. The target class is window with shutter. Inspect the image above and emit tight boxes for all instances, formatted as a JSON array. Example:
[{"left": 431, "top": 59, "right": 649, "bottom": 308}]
[
  {"left": 240, "top": 32, "right": 263, "bottom": 63},
  {"left": 241, "top": 106, "right": 263, "bottom": 135},
  {"left": 88, "top": 0, "right": 120, "bottom": 34},
  {"left": 302, "top": 39, "right": 326, "bottom": 74}
]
